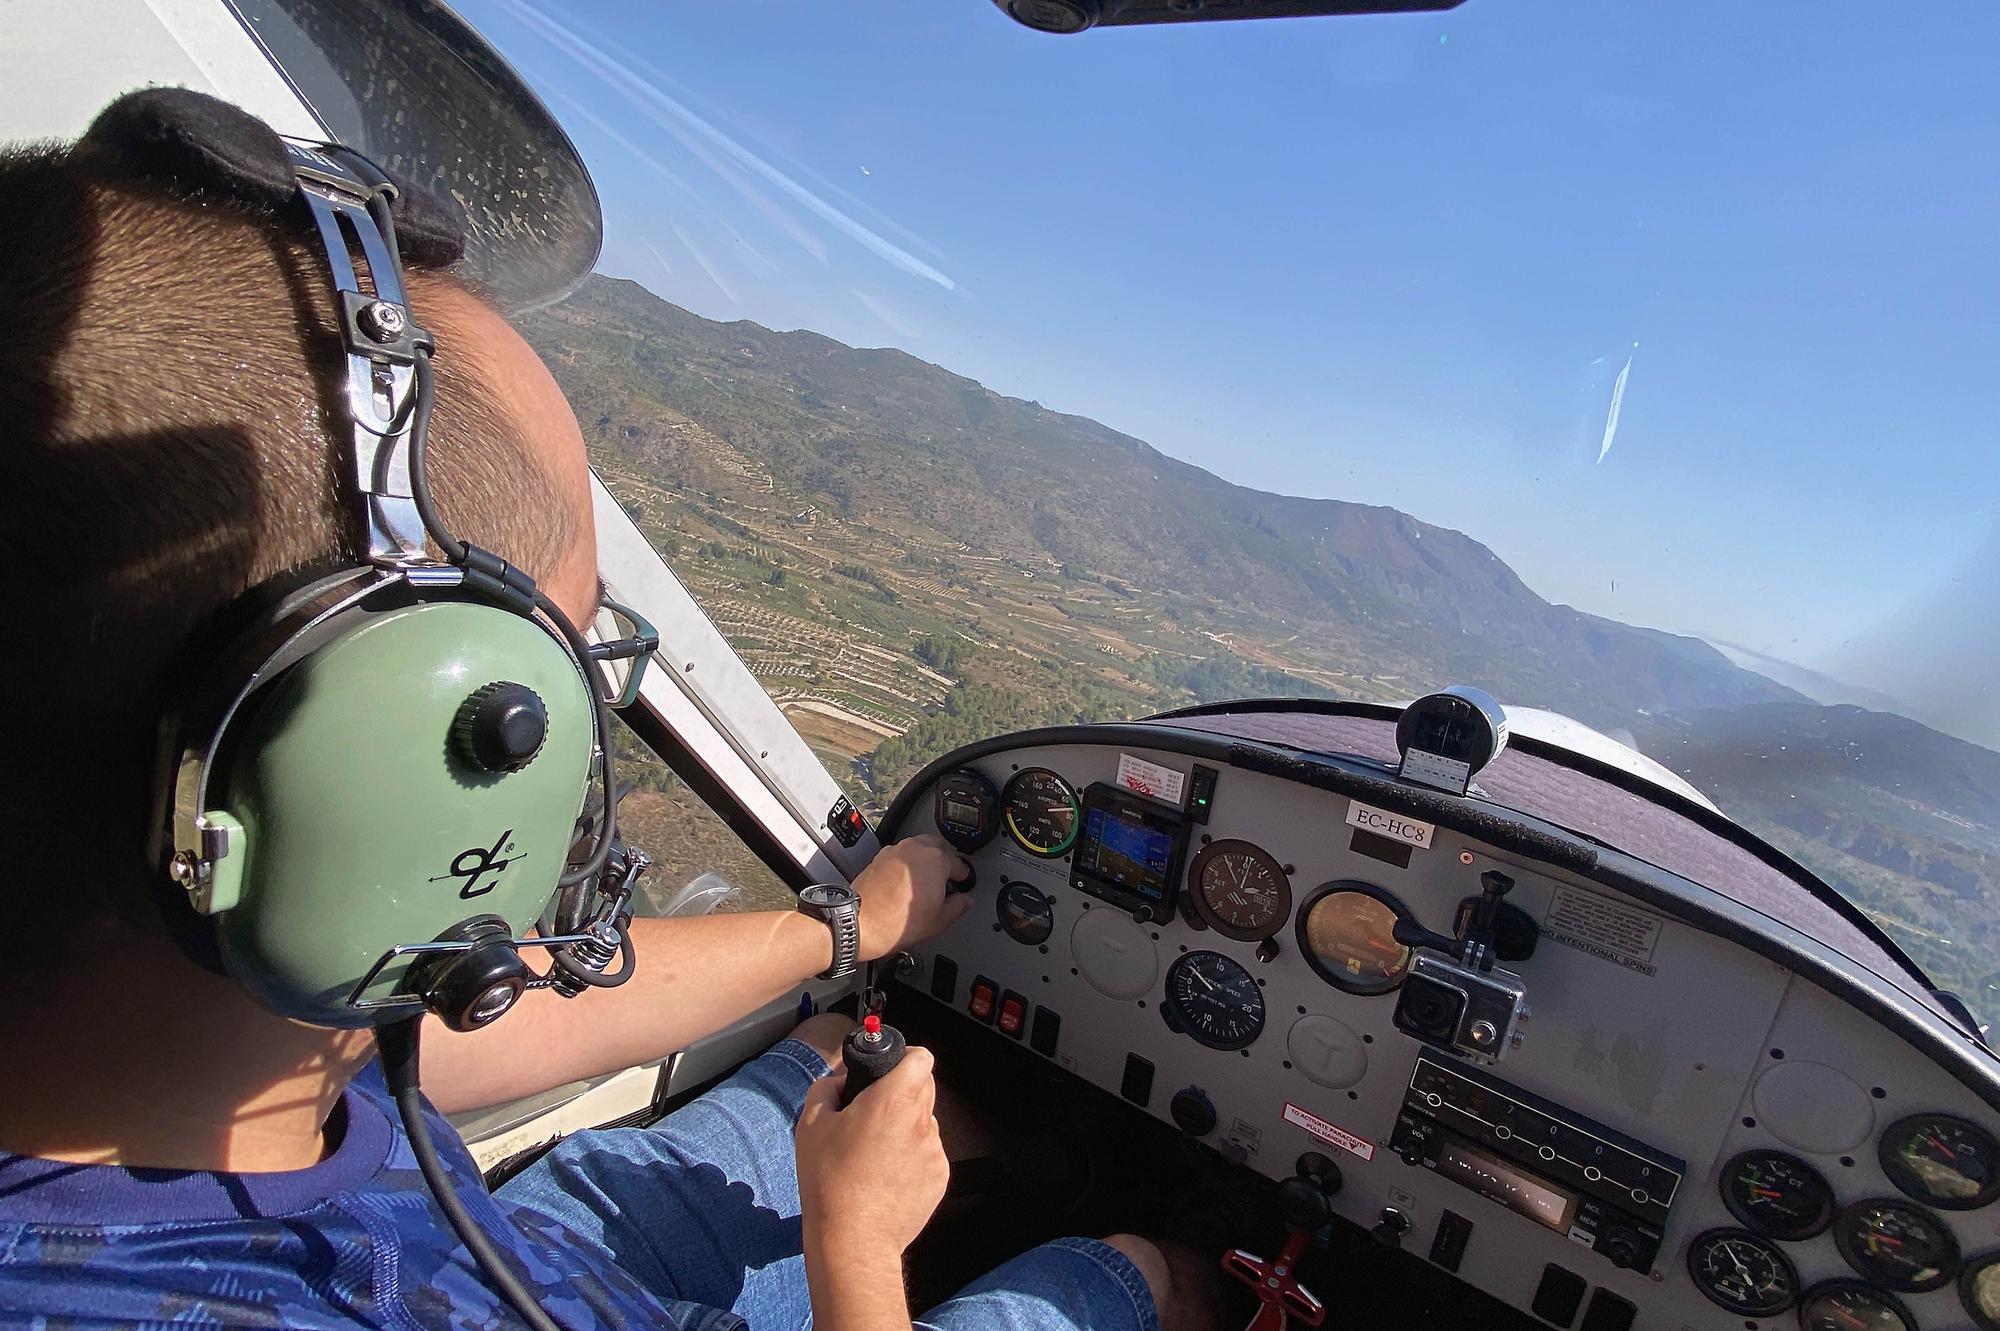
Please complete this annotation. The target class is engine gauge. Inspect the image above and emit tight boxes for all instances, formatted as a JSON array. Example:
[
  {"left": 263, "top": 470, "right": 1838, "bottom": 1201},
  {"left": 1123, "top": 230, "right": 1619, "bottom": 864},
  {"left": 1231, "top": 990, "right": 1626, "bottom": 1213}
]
[
  {"left": 1721, "top": 1149, "right": 1837, "bottom": 1241},
  {"left": 1163, "top": 950, "right": 1266, "bottom": 1051},
  {"left": 996, "top": 881, "right": 1055, "bottom": 946},
  {"left": 933, "top": 768, "right": 1000, "bottom": 852},
  {"left": 1295, "top": 882, "right": 1415, "bottom": 995},
  {"left": 1879, "top": 1112, "right": 2000, "bottom": 1211},
  {"left": 1687, "top": 1228, "right": 1800, "bottom": 1317},
  {"left": 1001, "top": 768, "right": 1080, "bottom": 857},
  {"left": 1962, "top": 1250, "right": 2000, "bottom": 1331},
  {"left": 1834, "top": 1197, "right": 1960, "bottom": 1292},
  {"left": 1188, "top": 839, "right": 1291, "bottom": 941},
  {"left": 1797, "top": 1280, "right": 1915, "bottom": 1331}
]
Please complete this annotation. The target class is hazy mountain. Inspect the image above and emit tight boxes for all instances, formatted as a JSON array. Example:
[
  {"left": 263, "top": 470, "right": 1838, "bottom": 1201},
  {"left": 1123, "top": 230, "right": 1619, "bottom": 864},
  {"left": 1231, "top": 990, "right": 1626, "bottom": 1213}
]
[
  {"left": 1705, "top": 639, "right": 1909, "bottom": 714},
  {"left": 524, "top": 276, "right": 1800, "bottom": 733},
  {"left": 1635, "top": 703, "right": 2000, "bottom": 995}
]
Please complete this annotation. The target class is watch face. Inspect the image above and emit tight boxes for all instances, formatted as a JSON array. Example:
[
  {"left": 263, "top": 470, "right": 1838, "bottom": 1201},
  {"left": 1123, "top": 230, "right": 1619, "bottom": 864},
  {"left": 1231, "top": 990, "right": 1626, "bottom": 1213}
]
[{"left": 802, "top": 884, "right": 857, "bottom": 910}]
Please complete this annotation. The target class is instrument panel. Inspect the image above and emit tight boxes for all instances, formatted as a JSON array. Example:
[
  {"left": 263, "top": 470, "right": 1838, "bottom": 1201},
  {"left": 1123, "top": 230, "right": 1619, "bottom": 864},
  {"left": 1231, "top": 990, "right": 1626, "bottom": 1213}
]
[{"left": 897, "top": 738, "right": 2000, "bottom": 1331}]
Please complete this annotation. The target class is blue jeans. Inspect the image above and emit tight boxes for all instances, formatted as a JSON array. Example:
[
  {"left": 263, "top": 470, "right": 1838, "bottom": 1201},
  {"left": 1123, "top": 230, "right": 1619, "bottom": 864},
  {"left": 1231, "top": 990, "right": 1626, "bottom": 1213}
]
[{"left": 500, "top": 1039, "right": 1161, "bottom": 1331}]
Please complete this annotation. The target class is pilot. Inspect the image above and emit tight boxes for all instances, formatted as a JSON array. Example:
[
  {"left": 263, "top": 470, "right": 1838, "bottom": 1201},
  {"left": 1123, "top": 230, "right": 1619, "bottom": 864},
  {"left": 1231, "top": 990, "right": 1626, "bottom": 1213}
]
[{"left": 0, "top": 105, "right": 1213, "bottom": 1330}]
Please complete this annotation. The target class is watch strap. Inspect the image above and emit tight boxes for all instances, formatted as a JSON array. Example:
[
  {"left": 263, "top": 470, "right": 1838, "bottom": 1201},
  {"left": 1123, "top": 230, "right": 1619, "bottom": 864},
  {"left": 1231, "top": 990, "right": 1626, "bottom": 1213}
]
[{"left": 800, "top": 886, "right": 861, "bottom": 981}]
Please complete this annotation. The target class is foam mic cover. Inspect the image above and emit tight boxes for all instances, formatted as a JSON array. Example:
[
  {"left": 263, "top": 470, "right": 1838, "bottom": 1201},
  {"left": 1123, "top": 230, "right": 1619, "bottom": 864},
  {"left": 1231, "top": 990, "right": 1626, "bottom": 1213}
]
[{"left": 77, "top": 87, "right": 464, "bottom": 266}]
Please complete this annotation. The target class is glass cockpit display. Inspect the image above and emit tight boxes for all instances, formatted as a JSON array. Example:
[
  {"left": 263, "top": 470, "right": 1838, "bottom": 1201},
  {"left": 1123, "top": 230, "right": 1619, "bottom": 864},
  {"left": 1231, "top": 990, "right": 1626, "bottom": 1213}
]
[{"left": 1068, "top": 782, "right": 1186, "bottom": 916}]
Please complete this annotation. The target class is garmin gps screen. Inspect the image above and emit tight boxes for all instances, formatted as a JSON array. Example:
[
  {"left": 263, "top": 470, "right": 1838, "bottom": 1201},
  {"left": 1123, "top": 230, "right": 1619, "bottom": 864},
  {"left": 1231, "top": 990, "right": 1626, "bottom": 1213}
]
[{"left": 1077, "top": 806, "right": 1174, "bottom": 900}]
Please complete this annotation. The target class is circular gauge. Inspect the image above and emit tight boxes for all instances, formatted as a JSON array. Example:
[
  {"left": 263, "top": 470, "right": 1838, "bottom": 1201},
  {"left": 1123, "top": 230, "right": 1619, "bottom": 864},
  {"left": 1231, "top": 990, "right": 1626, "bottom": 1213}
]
[
  {"left": 1721, "top": 1149, "right": 1838, "bottom": 1241},
  {"left": 1687, "top": 1228, "right": 1800, "bottom": 1317},
  {"left": 1001, "top": 768, "right": 1080, "bottom": 857},
  {"left": 1295, "top": 882, "right": 1415, "bottom": 995},
  {"left": 1879, "top": 1112, "right": 2000, "bottom": 1211},
  {"left": 1188, "top": 839, "right": 1292, "bottom": 941},
  {"left": 1834, "top": 1197, "right": 1960, "bottom": 1292},
  {"left": 1797, "top": 1280, "right": 1915, "bottom": 1331},
  {"left": 1962, "top": 1251, "right": 2000, "bottom": 1331},
  {"left": 996, "top": 881, "right": 1054, "bottom": 945},
  {"left": 933, "top": 768, "right": 1000, "bottom": 852},
  {"left": 1163, "top": 950, "right": 1266, "bottom": 1051}
]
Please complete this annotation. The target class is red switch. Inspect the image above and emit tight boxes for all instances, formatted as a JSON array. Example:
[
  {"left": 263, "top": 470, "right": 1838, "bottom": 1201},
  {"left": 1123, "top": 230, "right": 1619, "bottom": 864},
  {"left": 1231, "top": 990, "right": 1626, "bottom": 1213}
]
[
  {"left": 968, "top": 976, "right": 997, "bottom": 1023},
  {"left": 997, "top": 992, "right": 1026, "bottom": 1038}
]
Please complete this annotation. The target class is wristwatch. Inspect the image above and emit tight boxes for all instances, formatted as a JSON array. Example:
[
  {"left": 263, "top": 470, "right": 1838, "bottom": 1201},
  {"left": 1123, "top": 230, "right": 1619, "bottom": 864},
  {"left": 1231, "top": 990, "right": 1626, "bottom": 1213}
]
[{"left": 797, "top": 883, "right": 862, "bottom": 981}]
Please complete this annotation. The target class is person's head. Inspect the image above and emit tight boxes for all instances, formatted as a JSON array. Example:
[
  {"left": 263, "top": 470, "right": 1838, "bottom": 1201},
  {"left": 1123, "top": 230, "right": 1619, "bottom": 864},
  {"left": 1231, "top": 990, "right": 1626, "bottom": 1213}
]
[{"left": 0, "top": 126, "right": 598, "bottom": 983}]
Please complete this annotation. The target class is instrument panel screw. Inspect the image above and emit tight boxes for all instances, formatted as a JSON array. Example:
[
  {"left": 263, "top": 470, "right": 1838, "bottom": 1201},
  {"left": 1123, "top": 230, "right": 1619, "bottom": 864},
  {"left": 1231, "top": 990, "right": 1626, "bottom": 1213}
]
[{"left": 357, "top": 299, "right": 406, "bottom": 342}]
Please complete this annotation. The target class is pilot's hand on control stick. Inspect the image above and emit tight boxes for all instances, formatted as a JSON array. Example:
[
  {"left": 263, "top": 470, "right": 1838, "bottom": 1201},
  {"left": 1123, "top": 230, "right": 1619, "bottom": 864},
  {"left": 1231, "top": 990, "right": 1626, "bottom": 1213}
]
[
  {"left": 853, "top": 834, "right": 972, "bottom": 961},
  {"left": 796, "top": 1046, "right": 949, "bottom": 1257}
]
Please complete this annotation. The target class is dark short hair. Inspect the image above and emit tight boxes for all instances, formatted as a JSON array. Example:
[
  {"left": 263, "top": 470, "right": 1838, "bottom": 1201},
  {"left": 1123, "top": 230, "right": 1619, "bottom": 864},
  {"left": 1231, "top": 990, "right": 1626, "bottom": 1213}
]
[{"left": 0, "top": 140, "right": 579, "bottom": 957}]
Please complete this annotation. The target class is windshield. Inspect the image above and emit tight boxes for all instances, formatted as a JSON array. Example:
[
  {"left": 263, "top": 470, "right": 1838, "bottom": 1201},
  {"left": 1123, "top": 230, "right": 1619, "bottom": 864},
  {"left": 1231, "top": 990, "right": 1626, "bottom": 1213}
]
[{"left": 465, "top": 2, "right": 1998, "bottom": 1009}]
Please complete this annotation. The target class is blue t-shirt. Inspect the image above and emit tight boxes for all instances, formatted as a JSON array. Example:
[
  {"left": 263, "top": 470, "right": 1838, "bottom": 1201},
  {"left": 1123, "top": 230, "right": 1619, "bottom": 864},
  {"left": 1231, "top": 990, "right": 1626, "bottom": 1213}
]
[{"left": 0, "top": 1065, "right": 705, "bottom": 1329}]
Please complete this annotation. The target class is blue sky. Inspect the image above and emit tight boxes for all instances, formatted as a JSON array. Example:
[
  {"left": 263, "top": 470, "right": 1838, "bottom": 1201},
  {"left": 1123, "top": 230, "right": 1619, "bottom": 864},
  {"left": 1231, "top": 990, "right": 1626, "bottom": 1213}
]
[{"left": 462, "top": 0, "right": 1998, "bottom": 715}]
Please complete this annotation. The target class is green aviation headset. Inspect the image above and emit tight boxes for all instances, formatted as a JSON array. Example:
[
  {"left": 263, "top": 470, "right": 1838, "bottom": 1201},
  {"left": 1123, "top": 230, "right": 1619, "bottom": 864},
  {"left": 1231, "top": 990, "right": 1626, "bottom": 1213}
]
[
  {"left": 100, "top": 84, "right": 661, "bottom": 1331},
  {"left": 123, "top": 90, "right": 657, "bottom": 1036}
]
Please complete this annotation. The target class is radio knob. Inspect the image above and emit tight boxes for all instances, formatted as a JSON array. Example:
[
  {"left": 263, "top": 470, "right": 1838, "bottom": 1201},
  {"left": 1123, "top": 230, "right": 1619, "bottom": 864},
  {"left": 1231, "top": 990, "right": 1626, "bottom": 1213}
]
[
  {"left": 1169, "top": 1087, "right": 1217, "bottom": 1137},
  {"left": 1600, "top": 1229, "right": 1642, "bottom": 1271}
]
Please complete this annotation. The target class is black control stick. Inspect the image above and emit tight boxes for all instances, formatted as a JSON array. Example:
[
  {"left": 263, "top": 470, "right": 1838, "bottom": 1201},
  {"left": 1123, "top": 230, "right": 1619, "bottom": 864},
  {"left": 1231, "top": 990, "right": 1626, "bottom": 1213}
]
[{"left": 839, "top": 1014, "right": 907, "bottom": 1108}]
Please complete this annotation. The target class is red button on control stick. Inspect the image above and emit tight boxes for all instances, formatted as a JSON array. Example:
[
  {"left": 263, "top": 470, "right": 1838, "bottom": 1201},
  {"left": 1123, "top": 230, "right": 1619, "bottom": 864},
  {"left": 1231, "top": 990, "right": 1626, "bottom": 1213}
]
[
  {"left": 997, "top": 996, "right": 1025, "bottom": 1036},
  {"left": 969, "top": 980, "right": 996, "bottom": 1022}
]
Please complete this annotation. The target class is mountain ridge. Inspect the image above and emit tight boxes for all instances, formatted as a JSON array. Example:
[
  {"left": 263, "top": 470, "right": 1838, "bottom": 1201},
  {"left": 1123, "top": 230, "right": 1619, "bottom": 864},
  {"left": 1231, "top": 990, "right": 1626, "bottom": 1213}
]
[{"left": 536, "top": 275, "right": 1802, "bottom": 732}]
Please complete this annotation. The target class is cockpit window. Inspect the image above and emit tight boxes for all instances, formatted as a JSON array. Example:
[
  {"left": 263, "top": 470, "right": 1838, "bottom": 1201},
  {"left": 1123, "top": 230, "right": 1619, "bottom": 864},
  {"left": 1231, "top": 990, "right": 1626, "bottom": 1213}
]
[{"left": 475, "top": 1, "right": 1998, "bottom": 1009}]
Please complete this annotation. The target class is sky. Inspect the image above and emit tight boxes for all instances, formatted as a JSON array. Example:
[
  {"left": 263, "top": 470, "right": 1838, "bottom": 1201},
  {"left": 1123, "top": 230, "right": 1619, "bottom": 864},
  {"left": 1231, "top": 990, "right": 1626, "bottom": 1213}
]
[{"left": 459, "top": 0, "right": 1999, "bottom": 727}]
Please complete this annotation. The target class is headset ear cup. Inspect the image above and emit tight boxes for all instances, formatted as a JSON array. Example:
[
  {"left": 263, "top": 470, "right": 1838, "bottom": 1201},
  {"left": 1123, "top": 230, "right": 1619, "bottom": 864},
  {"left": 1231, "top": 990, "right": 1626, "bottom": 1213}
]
[
  {"left": 154, "top": 567, "right": 379, "bottom": 977},
  {"left": 200, "top": 594, "right": 595, "bottom": 1026}
]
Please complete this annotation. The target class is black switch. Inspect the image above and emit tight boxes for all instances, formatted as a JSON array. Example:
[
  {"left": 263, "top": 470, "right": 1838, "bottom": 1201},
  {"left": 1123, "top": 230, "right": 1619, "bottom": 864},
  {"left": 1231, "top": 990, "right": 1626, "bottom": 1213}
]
[
  {"left": 1187, "top": 765, "right": 1219, "bottom": 823},
  {"left": 1120, "top": 1053, "right": 1155, "bottom": 1108},
  {"left": 928, "top": 954, "right": 958, "bottom": 1004},
  {"left": 1578, "top": 1290, "right": 1635, "bottom": 1331},
  {"left": 1029, "top": 1006, "right": 1061, "bottom": 1057},
  {"left": 826, "top": 796, "right": 867, "bottom": 848},
  {"left": 1530, "top": 1265, "right": 1587, "bottom": 1327},
  {"left": 1427, "top": 1209, "right": 1473, "bottom": 1274}
]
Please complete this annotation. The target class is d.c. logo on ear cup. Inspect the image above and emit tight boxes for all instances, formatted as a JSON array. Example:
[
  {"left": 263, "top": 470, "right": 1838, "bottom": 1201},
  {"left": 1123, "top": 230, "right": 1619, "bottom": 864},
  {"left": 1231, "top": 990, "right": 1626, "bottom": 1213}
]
[{"left": 430, "top": 829, "right": 521, "bottom": 899}]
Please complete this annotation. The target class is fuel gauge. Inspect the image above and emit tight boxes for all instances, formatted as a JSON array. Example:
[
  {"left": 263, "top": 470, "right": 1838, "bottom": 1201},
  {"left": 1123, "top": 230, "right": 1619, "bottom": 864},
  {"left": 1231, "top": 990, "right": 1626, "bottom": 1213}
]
[
  {"left": 1797, "top": 1280, "right": 1914, "bottom": 1331},
  {"left": 1833, "top": 1197, "right": 1960, "bottom": 1293},
  {"left": 1962, "top": 1250, "right": 2000, "bottom": 1331},
  {"left": 1721, "top": 1149, "right": 1836, "bottom": 1241},
  {"left": 1879, "top": 1112, "right": 2000, "bottom": 1211}
]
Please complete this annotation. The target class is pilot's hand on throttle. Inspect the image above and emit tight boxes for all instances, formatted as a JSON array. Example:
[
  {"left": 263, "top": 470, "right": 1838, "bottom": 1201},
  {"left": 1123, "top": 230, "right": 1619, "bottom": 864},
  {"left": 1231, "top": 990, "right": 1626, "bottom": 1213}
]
[
  {"left": 853, "top": 834, "right": 972, "bottom": 961},
  {"left": 795, "top": 1046, "right": 949, "bottom": 1257}
]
